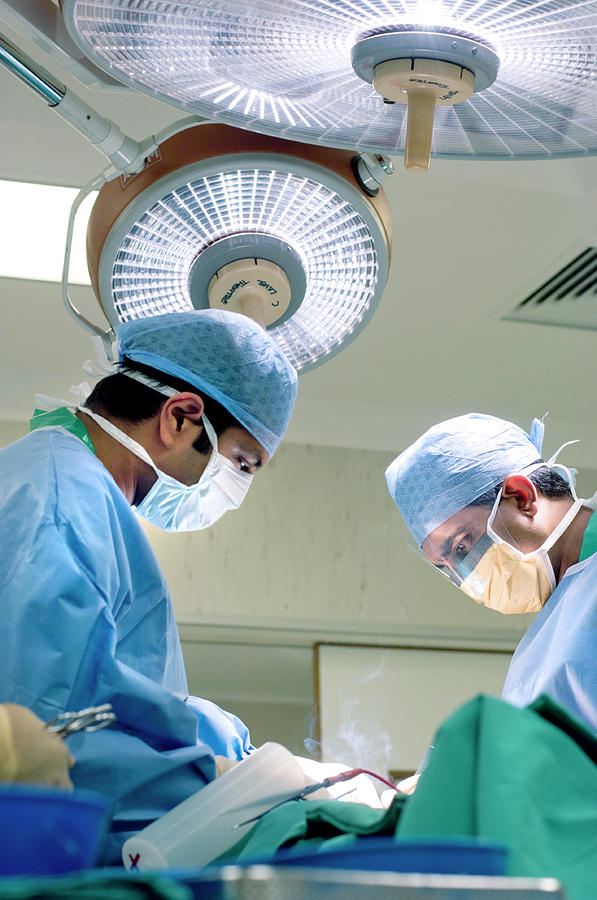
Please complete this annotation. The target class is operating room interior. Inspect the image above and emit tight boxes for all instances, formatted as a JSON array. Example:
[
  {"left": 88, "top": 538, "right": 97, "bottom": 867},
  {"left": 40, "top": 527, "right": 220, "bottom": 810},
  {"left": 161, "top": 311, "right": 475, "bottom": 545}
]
[{"left": 2, "top": 0, "right": 597, "bottom": 828}]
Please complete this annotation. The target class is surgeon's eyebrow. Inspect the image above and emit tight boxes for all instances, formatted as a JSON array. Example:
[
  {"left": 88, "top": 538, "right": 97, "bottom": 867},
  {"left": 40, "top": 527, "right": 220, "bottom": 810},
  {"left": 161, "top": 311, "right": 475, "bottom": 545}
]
[
  {"left": 441, "top": 537, "right": 453, "bottom": 563},
  {"left": 247, "top": 448, "right": 264, "bottom": 466},
  {"left": 240, "top": 447, "right": 265, "bottom": 471},
  {"left": 427, "top": 538, "right": 452, "bottom": 569}
]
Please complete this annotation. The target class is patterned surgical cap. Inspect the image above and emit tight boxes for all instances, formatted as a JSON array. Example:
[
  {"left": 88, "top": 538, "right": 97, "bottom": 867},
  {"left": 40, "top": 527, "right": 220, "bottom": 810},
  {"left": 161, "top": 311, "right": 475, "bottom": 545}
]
[{"left": 116, "top": 310, "right": 298, "bottom": 456}]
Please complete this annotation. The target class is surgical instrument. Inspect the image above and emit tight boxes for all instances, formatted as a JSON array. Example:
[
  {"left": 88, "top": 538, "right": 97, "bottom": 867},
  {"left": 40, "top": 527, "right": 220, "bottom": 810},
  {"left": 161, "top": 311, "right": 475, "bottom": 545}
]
[
  {"left": 232, "top": 766, "right": 400, "bottom": 829},
  {"left": 45, "top": 703, "right": 116, "bottom": 737}
]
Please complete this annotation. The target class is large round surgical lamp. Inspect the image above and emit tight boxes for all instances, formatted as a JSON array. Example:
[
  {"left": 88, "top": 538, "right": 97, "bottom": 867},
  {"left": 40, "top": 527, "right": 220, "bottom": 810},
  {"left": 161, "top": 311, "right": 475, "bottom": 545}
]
[
  {"left": 87, "top": 123, "right": 392, "bottom": 372},
  {"left": 60, "top": 0, "right": 597, "bottom": 171}
]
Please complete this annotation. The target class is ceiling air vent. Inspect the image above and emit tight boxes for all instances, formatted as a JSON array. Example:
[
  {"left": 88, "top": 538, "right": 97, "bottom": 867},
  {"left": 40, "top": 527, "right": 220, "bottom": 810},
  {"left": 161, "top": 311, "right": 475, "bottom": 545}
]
[{"left": 504, "top": 245, "right": 597, "bottom": 330}]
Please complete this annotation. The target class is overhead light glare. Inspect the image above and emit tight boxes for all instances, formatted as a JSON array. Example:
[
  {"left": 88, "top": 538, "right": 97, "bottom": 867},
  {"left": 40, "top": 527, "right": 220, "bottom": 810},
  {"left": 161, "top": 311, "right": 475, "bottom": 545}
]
[{"left": 0, "top": 180, "right": 93, "bottom": 285}]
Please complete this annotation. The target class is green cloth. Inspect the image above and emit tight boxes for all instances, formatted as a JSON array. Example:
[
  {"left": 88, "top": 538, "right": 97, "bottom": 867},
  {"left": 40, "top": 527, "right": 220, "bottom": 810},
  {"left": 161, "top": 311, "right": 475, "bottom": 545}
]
[
  {"left": 397, "top": 693, "right": 597, "bottom": 900},
  {"left": 29, "top": 408, "right": 96, "bottom": 455},
  {"left": 217, "top": 794, "right": 406, "bottom": 863},
  {"left": 0, "top": 872, "right": 190, "bottom": 900},
  {"left": 215, "top": 695, "right": 597, "bottom": 899},
  {"left": 579, "top": 510, "right": 597, "bottom": 562}
]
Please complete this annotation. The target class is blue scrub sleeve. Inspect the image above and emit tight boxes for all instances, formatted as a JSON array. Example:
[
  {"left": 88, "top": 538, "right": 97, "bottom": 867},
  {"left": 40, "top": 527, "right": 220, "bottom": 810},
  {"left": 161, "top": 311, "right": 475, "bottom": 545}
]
[
  {"left": 501, "top": 552, "right": 597, "bottom": 735},
  {"left": 0, "top": 520, "right": 214, "bottom": 799},
  {"left": 0, "top": 430, "right": 253, "bottom": 863},
  {"left": 0, "top": 520, "right": 253, "bottom": 862},
  {"left": 185, "top": 696, "right": 254, "bottom": 756}
]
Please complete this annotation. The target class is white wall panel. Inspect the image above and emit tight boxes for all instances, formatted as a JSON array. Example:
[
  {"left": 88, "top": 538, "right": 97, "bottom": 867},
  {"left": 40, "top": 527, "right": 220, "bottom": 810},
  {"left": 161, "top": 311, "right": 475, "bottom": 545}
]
[{"left": 317, "top": 644, "right": 513, "bottom": 777}]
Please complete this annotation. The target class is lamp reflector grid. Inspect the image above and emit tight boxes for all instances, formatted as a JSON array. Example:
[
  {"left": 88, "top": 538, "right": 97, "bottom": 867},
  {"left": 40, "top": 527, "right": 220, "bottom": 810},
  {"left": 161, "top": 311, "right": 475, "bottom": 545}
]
[
  {"left": 65, "top": 0, "right": 597, "bottom": 158},
  {"left": 108, "top": 168, "right": 380, "bottom": 371}
]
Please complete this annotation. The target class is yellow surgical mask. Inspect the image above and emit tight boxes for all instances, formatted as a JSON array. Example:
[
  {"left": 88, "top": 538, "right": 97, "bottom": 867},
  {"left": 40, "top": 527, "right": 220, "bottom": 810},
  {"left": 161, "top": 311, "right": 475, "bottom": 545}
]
[{"left": 452, "top": 493, "right": 586, "bottom": 615}]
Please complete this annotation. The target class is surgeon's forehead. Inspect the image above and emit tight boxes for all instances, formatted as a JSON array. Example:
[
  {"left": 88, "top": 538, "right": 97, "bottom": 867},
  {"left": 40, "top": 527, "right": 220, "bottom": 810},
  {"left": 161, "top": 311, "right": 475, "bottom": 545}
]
[{"left": 422, "top": 505, "right": 492, "bottom": 565}]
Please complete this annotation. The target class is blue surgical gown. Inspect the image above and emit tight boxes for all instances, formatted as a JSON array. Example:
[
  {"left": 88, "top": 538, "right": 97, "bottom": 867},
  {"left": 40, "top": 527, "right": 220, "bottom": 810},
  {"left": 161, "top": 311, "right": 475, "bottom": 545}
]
[
  {"left": 0, "top": 426, "right": 252, "bottom": 862},
  {"left": 502, "top": 551, "right": 597, "bottom": 734}
]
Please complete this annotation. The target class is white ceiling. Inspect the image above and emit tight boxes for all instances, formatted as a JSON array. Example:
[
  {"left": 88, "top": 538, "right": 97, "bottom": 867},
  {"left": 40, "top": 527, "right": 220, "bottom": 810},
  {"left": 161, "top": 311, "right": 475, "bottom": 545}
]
[{"left": 2, "top": 10, "right": 597, "bottom": 470}]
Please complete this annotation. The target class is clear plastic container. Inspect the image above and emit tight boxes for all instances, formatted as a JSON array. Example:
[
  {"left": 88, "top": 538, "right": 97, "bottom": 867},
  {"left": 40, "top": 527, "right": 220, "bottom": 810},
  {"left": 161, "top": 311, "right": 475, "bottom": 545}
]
[{"left": 122, "top": 742, "right": 308, "bottom": 871}]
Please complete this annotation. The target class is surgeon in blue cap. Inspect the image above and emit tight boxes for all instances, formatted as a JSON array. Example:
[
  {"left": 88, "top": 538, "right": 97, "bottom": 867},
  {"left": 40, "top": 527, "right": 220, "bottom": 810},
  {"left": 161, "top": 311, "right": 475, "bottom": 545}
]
[
  {"left": 386, "top": 413, "right": 597, "bottom": 735},
  {"left": 0, "top": 310, "right": 298, "bottom": 861}
]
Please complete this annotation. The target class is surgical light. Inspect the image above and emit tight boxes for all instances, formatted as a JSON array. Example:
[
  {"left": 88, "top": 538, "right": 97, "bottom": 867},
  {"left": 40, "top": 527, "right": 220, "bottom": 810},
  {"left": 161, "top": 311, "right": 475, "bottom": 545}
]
[
  {"left": 60, "top": 0, "right": 597, "bottom": 171},
  {"left": 0, "top": 33, "right": 392, "bottom": 372},
  {"left": 86, "top": 123, "right": 392, "bottom": 372}
]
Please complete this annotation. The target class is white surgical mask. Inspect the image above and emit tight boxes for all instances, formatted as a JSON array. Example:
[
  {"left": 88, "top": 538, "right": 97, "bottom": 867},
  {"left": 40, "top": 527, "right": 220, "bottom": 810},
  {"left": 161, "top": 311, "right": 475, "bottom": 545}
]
[
  {"left": 80, "top": 407, "right": 253, "bottom": 532},
  {"left": 452, "top": 488, "right": 592, "bottom": 614}
]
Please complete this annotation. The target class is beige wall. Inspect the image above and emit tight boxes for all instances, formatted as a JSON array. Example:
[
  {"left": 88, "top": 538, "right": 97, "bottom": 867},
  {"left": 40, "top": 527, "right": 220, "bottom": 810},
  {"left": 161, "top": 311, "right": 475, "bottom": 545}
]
[
  {"left": 145, "top": 440, "right": 532, "bottom": 648},
  {"left": 151, "top": 439, "right": 533, "bottom": 754},
  {"left": 0, "top": 420, "right": 27, "bottom": 446}
]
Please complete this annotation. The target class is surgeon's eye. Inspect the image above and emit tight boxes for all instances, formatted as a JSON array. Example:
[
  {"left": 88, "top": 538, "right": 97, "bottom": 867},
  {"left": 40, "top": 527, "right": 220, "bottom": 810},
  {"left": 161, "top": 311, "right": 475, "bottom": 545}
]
[
  {"left": 238, "top": 459, "right": 251, "bottom": 474},
  {"left": 454, "top": 541, "right": 468, "bottom": 559}
]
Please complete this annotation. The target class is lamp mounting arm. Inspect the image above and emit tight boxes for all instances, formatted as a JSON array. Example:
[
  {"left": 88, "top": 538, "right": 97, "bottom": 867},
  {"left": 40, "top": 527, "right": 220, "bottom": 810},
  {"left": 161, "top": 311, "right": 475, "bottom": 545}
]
[{"left": 0, "top": 32, "right": 147, "bottom": 173}]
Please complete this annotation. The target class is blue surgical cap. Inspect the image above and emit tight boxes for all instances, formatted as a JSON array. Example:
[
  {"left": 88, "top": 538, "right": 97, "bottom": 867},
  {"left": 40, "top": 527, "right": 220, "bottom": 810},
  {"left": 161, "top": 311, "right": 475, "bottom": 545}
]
[
  {"left": 385, "top": 413, "right": 545, "bottom": 547},
  {"left": 116, "top": 310, "right": 298, "bottom": 457}
]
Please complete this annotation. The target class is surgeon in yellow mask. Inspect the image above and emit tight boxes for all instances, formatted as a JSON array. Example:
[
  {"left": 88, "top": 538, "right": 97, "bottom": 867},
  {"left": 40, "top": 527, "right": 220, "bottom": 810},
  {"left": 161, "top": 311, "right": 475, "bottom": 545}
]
[
  {"left": 385, "top": 413, "right": 597, "bottom": 735},
  {"left": 430, "top": 470, "right": 592, "bottom": 615}
]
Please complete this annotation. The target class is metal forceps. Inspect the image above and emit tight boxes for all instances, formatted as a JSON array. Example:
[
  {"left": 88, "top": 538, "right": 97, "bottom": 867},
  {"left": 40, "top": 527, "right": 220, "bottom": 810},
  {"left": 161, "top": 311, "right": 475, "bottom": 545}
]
[{"left": 45, "top": 703, "right": 116, "bottom": 737}]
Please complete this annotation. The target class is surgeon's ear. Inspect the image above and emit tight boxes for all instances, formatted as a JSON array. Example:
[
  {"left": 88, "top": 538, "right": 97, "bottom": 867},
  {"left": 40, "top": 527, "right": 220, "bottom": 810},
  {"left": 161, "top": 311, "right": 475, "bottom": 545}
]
[
  {"left": 501, "top": 474, "right": 538, "bottom": 517},
  {"left": 158, "top": 393, "right": 205, "bottom": 448}
]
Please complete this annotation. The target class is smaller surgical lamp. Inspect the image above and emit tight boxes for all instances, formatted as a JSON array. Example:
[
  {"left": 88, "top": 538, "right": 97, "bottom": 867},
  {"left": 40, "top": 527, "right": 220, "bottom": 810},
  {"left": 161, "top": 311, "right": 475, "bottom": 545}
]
[
  {"left": 86, "top": 123, "right": 392, "bottom": 373},
  {"left": 0, "top": 34, "right": 392, "bottom": 372}
]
